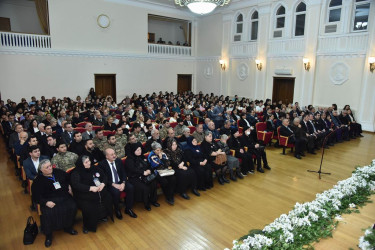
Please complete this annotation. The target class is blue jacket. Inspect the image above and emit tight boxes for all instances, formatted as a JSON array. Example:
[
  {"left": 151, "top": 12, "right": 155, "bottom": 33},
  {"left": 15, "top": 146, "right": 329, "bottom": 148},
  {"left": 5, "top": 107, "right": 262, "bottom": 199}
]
[{"left": 23, "top": 155, "right": 49, "bottom": 180}]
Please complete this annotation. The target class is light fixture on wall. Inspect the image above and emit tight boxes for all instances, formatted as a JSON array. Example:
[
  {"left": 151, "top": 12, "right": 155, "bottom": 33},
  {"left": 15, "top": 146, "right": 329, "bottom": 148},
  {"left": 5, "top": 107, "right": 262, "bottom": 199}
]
[
  {"left": 303, "top": 58, "right": 310, "bottom": 71},
  {"left": 369, "top": 57, "right": 375, "bottom": 73},
  {"left": 219, "top": 59, "right": 226, "bottom": 71},
  {"left": 175, "top": 0, "right": 231, "bottom": 15},
  {"left": 255, "top": 59, "right": 262, "bottom": 71}
]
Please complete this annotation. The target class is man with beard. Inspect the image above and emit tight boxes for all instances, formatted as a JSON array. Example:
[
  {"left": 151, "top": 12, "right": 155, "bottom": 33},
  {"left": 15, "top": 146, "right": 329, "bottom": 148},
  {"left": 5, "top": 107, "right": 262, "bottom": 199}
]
[
  {"left": 68, "top": 132, "right": 85, "bottom": 155},
  {"left": 144, "top": 129, "right": 162, "bottom": 153},
  {"left": 82, "top": 139, "right": 105, "bottom": 164}
]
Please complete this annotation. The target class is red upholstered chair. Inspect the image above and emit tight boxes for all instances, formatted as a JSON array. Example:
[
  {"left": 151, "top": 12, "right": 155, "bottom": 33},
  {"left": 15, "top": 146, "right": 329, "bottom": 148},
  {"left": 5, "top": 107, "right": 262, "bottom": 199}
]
[
  {"left": 277, "top": 127, "right": 294, "bottom": 155},
  {"left": 142, "top": 142, "right": 146, "bottom": 148},
  {"left": 116, "top": 114, "right": 121, "bottom": 120},
  {"left": 256, "top": 112, "right": 264, "bottom": 122},
  {"left": 188, "top": 126, "right": 196, "bottom": 134},
  {"left": 170, "top": 122, "right": 177, "bottom": 128},
  {"left": 256, "top": 122, "right": 273, "bottom": 145},
  {"left": 92, "top": 125, "right": 103, "bottom": 131},
  {"left": 144, "top": 152, "right": 150, "bottom": 159},
  {"left": 238, "top": 126, "right": 243, "bottom": 134},
  {"left": 74, "top": 127, "right": 86, "bottom": 133},
  {"left": 103, "top": 130, "right": 115, "bottom": 136},
  {"left": 66, "top": 167, "right": 75, "bottom": 173},
  {"left": 193, "top": 117, "right": 199, "bottom": 125},
  {"left": 77, "top": 122, "right": 87, "bottom": 128},
  {"left": 121, "top": 157, "right": 127, "bottom": 166},
  {"left": 120, "top": 156, "right": 127, "bottom": 199}
]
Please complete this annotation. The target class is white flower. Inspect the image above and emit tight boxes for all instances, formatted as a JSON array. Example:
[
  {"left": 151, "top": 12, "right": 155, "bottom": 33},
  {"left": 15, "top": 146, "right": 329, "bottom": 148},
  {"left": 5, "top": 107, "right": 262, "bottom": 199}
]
[{"left": 349, "top": 203, "right": 356, "bottom": 208}]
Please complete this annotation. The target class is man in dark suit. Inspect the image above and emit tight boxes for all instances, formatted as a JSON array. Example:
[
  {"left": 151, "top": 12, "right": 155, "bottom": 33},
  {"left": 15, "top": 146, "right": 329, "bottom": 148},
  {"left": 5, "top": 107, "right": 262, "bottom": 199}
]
[
  {"left": 279, "top": 118, "right": 305, "bottom": 159},
  {"left": 300, "top": 114, "right": 318, "bottom": 154},
  {"left": 68, "top": 131, "right": 85, "bottom": 155},
  {"left": 23, "top": 145, "right": 49, "bottom": 180},
  {"left": 61, "top": 122, "right": 74, "bottom": 145},
  {"left": 183, "top": 114, "right": 196, "bottom": 127},
  {"left": 8, "top": 123, "right": 24, "bottom": 149},
  {"left": 100, "top": 148, "right": 137, "bottom": 220}
]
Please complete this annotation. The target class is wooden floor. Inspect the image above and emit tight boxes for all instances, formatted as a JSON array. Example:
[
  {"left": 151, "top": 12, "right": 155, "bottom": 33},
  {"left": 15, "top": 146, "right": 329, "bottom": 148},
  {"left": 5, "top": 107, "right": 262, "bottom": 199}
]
[{"left": 0, "top": 133, "right": 374, "bottom": 250}]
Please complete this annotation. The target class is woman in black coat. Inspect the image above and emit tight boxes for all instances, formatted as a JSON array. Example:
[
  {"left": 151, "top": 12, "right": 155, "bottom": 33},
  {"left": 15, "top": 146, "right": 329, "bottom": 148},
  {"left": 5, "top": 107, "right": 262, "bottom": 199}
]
[
  {"left": 184, "top": 137, "right": 213, "bottom": 190},
  {"left": 125, "top": 142, "right": 159, "bottom": 211},
  {"left": 31, "top": 159, "right": 77, "bottom": 247},
  {"left": 164, "top": 138, "right": 200, "bottom": 200},
  {"left": 70, "top": 155, "right": 113, "bottom": 233},
  {"left": 200, "top": 131, "right": 229, "bottom": 185}
]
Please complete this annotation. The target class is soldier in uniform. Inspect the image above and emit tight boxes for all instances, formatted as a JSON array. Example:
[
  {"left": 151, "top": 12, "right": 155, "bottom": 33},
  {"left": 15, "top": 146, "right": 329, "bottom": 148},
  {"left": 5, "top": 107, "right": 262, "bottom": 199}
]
[
  {"left": 102, "top": 134, "right": 125, "bottom": 158},
  {"left": 93, "top": 129, "right": 107, "bottom": 151},
  {"left": 174, "top": 118, "right": 187, "bottom": 137},
  {"left": 130, "top": 123, "right": 147, "bottom": 143},
  {"left": 115, "top": 127, "right": 128, "bottom": 147},
  {"left": 192, "top": 124, "right": 205, "bottom": 143},
  {"left": 51, "top": 141, "right": 78, "bottom": 171},
  {"left": 159, "top": 120, "right": 171, "bottom": 140}
]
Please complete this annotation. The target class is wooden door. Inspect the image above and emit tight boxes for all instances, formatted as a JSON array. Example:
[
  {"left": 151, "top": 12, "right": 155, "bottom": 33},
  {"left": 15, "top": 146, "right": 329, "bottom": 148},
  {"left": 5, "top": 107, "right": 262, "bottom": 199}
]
[
  {"left": 0, "top": 17, "right": 11, "bottom": 31},
  {"left": 272, "top": 77, "right": 295, "bottom": 105},
  {"left": 177, "top": 74, "right": 192, "bottom": 94},
  {"left": 95, "top": 74, "right": 116, "bottom": 102}
]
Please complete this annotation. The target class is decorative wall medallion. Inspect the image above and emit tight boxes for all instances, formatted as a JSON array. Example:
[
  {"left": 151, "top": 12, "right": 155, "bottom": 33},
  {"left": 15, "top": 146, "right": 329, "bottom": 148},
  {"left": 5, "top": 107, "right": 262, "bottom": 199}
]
[
  {"left": 329, "top": 62, "right": 349, "bottom": 85},
  {"left": 203, "top": 64, "right": 213, "bottom": 79},
  {"left": 237, "top": 63, "right": 249, "bottom": 81},
  {"left": 97, "top": 14, "right": 110, "bottom": 28}
]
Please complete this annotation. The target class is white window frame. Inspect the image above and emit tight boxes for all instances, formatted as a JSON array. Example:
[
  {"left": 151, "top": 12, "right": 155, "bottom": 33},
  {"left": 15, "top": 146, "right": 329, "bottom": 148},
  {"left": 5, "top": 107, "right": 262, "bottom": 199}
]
[
  {"left": 351, "top": 0, "right": 370, "bottom": 32},
  {"left": 327, "top": 0, "right": 342, "bottom": 24},
  {"left": 274, "top": 5, "right": 286, "bottom": 38},
  {"left": 249, "top": 10, "right": 259, "bottom": 41},
  {"left": 294, "top": 2, "right": 306, "bottom": 37}
]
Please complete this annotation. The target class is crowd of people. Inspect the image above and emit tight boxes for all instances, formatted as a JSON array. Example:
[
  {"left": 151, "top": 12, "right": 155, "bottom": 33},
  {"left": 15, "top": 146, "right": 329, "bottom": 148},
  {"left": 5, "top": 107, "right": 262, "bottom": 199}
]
[{"left": 0, "top": 90, "right": 363, "bottom": 247}]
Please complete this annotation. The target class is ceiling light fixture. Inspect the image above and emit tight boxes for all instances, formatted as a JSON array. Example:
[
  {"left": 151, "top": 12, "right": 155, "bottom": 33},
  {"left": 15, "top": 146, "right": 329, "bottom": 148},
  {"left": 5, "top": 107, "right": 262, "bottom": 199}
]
[{"left": 175, "top": 0, "right": 231, "bottom": 15}]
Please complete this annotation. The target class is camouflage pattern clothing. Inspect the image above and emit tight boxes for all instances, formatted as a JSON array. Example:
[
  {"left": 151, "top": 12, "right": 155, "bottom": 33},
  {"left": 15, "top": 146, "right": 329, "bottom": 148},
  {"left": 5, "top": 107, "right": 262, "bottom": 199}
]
[
  {"left": 159, "top": 127, "right": 169, "bottom": 140},
  {"left": 131, "top": 131, "right": 147, "bottom": 143},
  {"left": 102, "top": 142, "right": 125, "bottom": 158},
  {"left": 93, "top": 137, "right": 107, "bottom": 151},
  {"left": 51, "top": 151, "right": 78, "bottom": 172},
  {"left": 192, "top": 131, "right": 205, "bottom": 144},
  {"left": 115, "top": 134, "right": 128, "bottom": 147},
  {"left": 174, "top": 124, "right": 187, "bottom": 137}
]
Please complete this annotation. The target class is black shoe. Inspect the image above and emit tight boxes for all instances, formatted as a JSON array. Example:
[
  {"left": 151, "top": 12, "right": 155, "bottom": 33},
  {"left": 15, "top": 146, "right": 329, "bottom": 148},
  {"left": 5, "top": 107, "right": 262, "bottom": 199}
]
[
  {"left": 83, "top": 227, "right": 89, "bottom": 234},
  {"left": 295, "top": 154, "right": 302, "bottom": 159},
  {"left": 180, "top": 193, "right": 190, "bottom": 200},
  {"left": 125, "top": 209, "right": 137, "bottom": 218},
  {"left": 257, "top": 168, "right": 264, "bottom": 173},
  {"left": 300, "top": 152, "right": 306, "bottom": 156},
  {"left": 264, "top": 165, "right": 271, "bottom": 170},
  {"left": 115, "top": 210, "right": 123, "bottom": 220},
  {"left": 151, "top": 202, "right": 160, "bottom": 207},
  {"left": 230, "top": 173, "right": 237, "bottom": 181},
  {"left": 145, "top": 205, "right": 151, "bottom": 211},
  {"left": 199, "top": 187, "right": 206, "bottom": 191},
  {"left": 247, "top": 170, "right": 255, "bottom": 174},
  {"left": 222, "top": 176, "right": 230, "bottom": 183},
  {"left": 166, "top": 198, "right": 174, "bottom": 205},
  {"left": 218, "top": 176, "right": 224, "bottom": 185},
  {"left": 236, "top": 170, "right": 244, "bottom": 179},
  {"left": 192, "top": 189, "right": 200, "bottom": 196},
  {"left": 45, "top": 236, "right": 52, "bottom": 248},
  {"left": 64, "top": 228, "right": 78, "bottom": 235}
]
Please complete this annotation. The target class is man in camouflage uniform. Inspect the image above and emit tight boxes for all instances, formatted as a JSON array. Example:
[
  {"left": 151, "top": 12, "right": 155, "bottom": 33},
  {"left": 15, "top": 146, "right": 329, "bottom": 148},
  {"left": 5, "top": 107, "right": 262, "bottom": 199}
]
[
  {"left": 130, "top": 123, "right": 147, "bottom": 143},
  {"left": 192, "top": 124, "right": 205, "bottom": 143},
  {"left": 115, "top": 127, "right": 128, "bottom": 147},
  {"left": 93, "top": 129, "right": 107, "bottom": 151},
  {"left": 174, "top": 118, "right": 187, "bottom": 137},
  {"left": 51, "top": 142, "right": 78, "bottom": 171},
  {"left": 159, "top": 120, "right": 171, "bottom": 140},
  {"left": 102, "top": 134, "right": 125, "bottom": 158}
]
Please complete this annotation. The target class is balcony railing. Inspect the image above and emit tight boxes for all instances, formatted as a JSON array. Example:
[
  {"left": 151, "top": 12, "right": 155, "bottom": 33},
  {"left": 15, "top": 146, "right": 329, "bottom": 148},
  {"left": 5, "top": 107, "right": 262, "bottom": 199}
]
[
  {"left": 0, "top": 32, "right": 51, "bottom": 49},
  {"left": 317, "top": 33, "right": 368, "bottom": 54},
  {"left": 231, "top": 42, "right": 258, "bottom": 57},
  {"left": 148, "top": 43, "right": 191, "bottom": 56},
  {"left": 268, "top": 38, "right": 305, "bottom": 56}
]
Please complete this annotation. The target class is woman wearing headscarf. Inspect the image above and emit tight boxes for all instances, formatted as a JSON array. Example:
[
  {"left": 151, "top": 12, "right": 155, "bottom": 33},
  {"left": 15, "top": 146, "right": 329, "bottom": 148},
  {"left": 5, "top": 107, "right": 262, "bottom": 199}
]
[
  {"left": 125, "top": 142, "right": 159, "bottom": 211},
  {"left": 148, "top": 142, "right": 176, "bottom": 205},
  {"left": 200, "top": 131, "right": 230, "bottom": 185},
  {"left": 31, "top": 159, "right": 77, "bottom": 247},
  {"left": 70, "top": 155, "right": 113, "bottom": 234},
  {"left": 164, "top": 138, "right": 200, "bottom": 200},
  {"left": 184, "top": 137, "right": 213, "bottom": 191}
]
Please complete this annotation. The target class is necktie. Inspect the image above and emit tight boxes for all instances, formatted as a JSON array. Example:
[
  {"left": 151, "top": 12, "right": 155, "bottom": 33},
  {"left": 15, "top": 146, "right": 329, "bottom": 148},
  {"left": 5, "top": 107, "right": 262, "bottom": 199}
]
[
  {"left": 188, "top": 121, "right": 192, "bottom": 126},
  {"left": 89, "top": 133, "right": 93, "bottom": 139},
  {"left": 111, "top": 162, "right": 119, "bottom": 183},
  {"left": 286, "top": 126, "right": 293, "bottom": 133}
]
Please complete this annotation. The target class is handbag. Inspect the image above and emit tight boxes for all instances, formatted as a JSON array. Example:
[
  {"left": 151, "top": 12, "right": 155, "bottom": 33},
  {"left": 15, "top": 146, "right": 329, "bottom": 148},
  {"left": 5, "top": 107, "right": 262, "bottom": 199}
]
[
  {"left": 141, "top": 172, "right": 157, "bottom": 184},
  {"left": 23, "top": 216, "right": 38, "bottom": 245},
  {"left": 214, "top": 154, "right": 227, "bottom": 166}
]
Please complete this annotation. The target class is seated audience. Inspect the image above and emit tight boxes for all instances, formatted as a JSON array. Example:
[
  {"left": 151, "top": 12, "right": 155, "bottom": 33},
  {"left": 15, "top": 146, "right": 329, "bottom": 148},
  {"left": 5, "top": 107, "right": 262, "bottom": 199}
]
[
  {"left": 217, "top": 134, "right": 243, "bottom": 181},
  {"left": 23, "top": 145, "right": 49, "bottom": 180},
  {"left": 51, "top": 142, "right": 78, "bottom": 171}
]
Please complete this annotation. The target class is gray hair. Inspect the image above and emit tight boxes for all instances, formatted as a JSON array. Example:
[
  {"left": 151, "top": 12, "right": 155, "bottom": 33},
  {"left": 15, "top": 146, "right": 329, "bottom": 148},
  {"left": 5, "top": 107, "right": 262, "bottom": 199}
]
[
  {"left": 151, "top": 129, "right": 159, "bottom": 136},
  {"left": 204, "top": 130, "right": 212, "bottom": 137},
  {"left": 38, "top": 123, "right": 45, "bottom": 130},
  {"left": 183, "top": 127, "right": 190, "bottom": 133},
  {"left": 38, "top": 159, "right": 51, "bottom": 172},
  {"left": 221, "top": 134, "right": 228, "bottom": 140},
  {"left": 82, "top": 155, "right": 90, "bottom": 162},
  {"left": 293, "top": 117, "right": 301, "bottom": 125},
  {"left": 151, "top": 141, "right": 162, "bottom": 151}
]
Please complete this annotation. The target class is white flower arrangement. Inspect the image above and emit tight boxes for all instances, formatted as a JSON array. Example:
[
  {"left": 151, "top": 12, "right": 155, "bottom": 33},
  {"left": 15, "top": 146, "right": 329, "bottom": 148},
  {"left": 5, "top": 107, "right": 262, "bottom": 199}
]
[{"left": 232, "top": 160, "right": 375, "bottom": 250}]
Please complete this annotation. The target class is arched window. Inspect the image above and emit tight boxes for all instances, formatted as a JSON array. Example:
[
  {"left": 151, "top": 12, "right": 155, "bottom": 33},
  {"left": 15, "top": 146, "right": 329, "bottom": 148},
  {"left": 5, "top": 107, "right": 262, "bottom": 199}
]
[
  {"left": 274, "top": 6, "right": 285, "bottom": 38},
  {"left": 294, "top": 2, "right": 306, "bottom": 36},
  {"left": 250, "top": 11, "right": 258, "bottom": 40},
  {"left": 328, "top": 0, "right": 342, "bottom": 23},
  {"left": 234, "top": 13, "right": 243, "bottom": 41},
  {"left": 353, "top": 0, "right": 370, "bottom": 31}
]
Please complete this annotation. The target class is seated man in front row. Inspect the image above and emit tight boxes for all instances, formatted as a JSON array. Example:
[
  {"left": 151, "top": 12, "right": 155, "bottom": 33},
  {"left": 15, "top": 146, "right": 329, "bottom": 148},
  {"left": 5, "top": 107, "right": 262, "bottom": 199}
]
[{"left": 51, "top": 141, "right": 78, "bottom": 171}]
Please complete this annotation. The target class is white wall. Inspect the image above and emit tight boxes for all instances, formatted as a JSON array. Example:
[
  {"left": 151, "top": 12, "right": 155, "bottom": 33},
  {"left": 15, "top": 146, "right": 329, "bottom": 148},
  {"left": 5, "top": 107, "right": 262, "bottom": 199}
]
[
  {"left": 0, "top": 1, "right": 44, "bottom": 34},
  {"left": 148, "top": 19, "right": 186, "bottom": 44}
]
